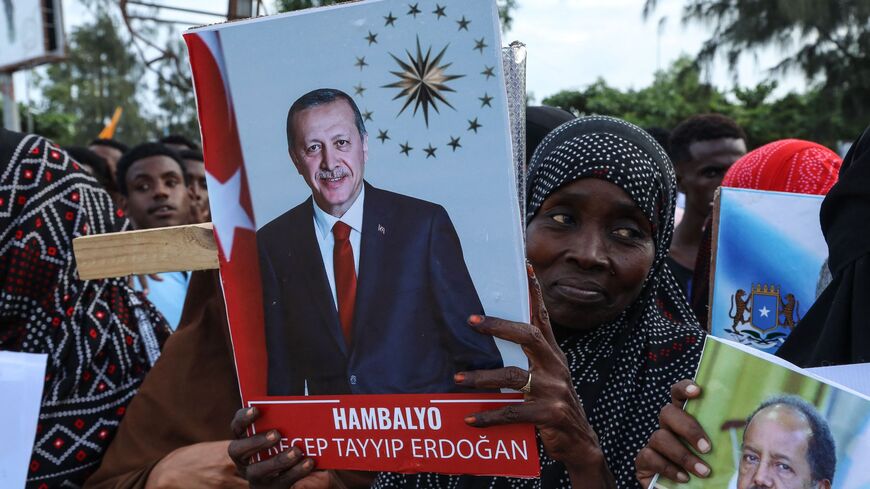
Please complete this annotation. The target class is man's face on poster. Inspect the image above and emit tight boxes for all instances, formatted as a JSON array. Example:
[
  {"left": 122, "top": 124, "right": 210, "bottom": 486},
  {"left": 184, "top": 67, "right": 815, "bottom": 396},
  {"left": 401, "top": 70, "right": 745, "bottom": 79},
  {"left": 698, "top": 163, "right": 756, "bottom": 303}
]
[
  {"left": 290, "top": 99, "right": 368, "bottom": 217},
  {"left": 737, "top": 405, "right": 829, "bottom": 489}
]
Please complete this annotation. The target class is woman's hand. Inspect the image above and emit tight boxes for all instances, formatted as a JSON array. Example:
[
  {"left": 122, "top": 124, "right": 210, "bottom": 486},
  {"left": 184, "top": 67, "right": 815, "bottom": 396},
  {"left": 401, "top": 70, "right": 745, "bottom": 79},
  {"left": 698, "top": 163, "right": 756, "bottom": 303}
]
[
  {"left": 145, "top": 441, "right": 246, "bottom": 489},
  {"left": 227, "top": 406, "right": 335, "bottom": 489},
  {"left": 454, "top": 263, "right": 614, "bottom": 488},
  {"left": 635, "top": 380, "right": 712, "bottom": 488}
]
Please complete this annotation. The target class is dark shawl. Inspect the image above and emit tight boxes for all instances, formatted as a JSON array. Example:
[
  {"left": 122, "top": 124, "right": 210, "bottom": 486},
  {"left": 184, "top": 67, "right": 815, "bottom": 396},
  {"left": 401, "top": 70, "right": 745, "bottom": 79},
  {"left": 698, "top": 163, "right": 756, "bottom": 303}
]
[
  {"left": 374, "top": 116, "right": 705, "bottom": 489},
  {"left": 777, "top": 126, "right": 870, "bottom": 366},
  {"left": 0, "top": 130, "right": 170, "bottom": 488}
]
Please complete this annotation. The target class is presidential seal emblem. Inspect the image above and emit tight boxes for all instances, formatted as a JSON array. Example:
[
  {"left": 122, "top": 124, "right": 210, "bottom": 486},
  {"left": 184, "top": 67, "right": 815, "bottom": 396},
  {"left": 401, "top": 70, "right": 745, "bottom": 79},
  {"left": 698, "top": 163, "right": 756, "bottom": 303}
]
[{"left": 726, "top": 284, "right": 802, "bottom": 349}]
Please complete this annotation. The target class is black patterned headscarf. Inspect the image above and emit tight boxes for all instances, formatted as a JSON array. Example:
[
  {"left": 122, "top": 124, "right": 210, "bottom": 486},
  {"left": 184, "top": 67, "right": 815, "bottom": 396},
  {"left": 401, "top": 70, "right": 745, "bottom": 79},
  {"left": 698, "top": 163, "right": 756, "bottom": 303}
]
[
  {"left": 0, "top": 130, "right": 170, "bottom": 488},
  {"left": 373, "top": 116, "right": 704, "bottom": 489}
]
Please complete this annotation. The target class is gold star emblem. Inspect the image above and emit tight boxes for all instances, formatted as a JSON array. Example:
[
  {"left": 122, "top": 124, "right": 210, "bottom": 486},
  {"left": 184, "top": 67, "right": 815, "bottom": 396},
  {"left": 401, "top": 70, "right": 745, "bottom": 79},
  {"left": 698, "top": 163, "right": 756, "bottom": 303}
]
[{"left": 383, "top": 37, "right": 465, "bottom": 127}]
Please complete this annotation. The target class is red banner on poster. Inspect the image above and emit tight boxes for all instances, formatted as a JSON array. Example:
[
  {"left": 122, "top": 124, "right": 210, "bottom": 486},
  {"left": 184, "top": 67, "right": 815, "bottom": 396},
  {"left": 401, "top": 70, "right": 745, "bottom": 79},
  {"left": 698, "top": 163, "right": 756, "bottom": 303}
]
[{"left": 250, "top": 394, "right": 538, "bottom": 476}]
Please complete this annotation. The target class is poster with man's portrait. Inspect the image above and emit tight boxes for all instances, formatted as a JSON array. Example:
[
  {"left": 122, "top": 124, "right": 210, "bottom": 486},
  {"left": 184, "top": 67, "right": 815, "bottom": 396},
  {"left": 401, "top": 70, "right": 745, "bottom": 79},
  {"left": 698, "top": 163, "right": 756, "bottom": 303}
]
[
  {"left": 654, "top": 337, "right": 870, "bottom": 489},
  {"left": 184, "top": 0, "right": 536, "bottom": 476}
]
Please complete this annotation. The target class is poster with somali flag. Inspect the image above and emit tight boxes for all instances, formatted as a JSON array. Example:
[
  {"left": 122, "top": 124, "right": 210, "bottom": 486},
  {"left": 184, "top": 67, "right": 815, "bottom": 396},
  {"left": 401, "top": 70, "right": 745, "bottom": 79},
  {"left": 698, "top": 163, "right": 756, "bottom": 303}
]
[{"left": 709, "top": 187, "right": 828, "bottom": 354}]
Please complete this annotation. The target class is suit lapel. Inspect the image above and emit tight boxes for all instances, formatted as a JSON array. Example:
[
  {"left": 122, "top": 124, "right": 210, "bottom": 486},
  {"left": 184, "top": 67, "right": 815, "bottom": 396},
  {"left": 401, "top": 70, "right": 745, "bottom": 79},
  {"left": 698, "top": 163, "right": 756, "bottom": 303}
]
[
  {"left": 352, "top": 183, "right": 389, "bottom": 350},
  {"left": 292, "top": 198, "right": 348, "bottom": 356}
]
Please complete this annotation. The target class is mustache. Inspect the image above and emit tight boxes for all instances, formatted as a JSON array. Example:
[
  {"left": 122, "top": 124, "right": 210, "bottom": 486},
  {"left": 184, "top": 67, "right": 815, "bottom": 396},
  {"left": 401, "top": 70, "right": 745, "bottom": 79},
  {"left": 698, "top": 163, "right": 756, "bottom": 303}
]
[{"left": 317, "top": 168, "right": 349, "bottom": 179}]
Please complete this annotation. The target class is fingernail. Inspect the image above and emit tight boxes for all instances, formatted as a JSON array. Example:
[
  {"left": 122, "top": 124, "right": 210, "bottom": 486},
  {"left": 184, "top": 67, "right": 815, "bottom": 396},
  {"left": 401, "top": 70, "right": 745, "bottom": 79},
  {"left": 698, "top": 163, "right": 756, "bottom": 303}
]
[
  {"left": 526, "top": 262, "right": 533, "bottom": 273},
  {"left": 694, "top": 462, "right": 710, "bottom": 477},
  {"left": 267, "top": 430, "right": 278, "bottom": 441},
  {"left": 468, "top": 314, "right": 484, "bottom": 326},
  {"left": 286, "top": 450, "right": 297, "bottom": 460},
  {"left": 454, "top": 373, "right": 466, "bottom": 383},
  {"left": 246, "top": 408, "right": 254, "bottom": 416},
  {"left": 464, "top": 416, "right": 476, "bottom": 424},
  {"left": 686, "top": 384, "right": 700, "bottom": 395},
  {"left": 697, "top": 438, "right": 711, "bottom": 453},
  {"left": 677, "top": 472, "right": 689, "bottom": 483},
  {"left": 303, "top": 459, "right": 314, "bottom": 469}
]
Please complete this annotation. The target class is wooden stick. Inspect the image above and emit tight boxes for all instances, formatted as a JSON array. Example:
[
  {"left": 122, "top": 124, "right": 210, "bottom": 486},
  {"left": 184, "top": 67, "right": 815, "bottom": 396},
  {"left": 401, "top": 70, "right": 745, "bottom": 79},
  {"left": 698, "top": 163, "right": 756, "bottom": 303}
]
[{"left": 73, "top": 223, "right": 220, "bottom": 280}]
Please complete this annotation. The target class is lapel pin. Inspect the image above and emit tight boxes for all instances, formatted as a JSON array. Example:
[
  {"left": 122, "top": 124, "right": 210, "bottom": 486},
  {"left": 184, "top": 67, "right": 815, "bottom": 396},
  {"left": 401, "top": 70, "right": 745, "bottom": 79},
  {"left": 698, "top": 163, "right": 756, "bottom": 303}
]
[{"left": 378, "top": 224, "right": 386, "bottom": 235}]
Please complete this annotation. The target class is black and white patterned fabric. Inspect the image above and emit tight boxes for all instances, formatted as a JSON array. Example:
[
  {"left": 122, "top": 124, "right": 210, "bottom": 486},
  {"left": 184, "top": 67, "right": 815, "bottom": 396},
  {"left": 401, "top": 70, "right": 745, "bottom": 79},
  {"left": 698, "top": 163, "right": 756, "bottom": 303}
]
[
  {"left": 0, "top": 130, "right": 170, "bottom": 488},
  {"left": 373, "top": 116, "right": 704, "bottom": 489}
]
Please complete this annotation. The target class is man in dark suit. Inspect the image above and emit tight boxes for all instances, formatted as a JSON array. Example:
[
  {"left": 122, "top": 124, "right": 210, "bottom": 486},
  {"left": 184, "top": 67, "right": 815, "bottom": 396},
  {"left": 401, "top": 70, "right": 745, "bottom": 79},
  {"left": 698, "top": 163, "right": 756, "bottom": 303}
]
[{"left": 258, "top": 88, "right": 503, "bottom": 395}]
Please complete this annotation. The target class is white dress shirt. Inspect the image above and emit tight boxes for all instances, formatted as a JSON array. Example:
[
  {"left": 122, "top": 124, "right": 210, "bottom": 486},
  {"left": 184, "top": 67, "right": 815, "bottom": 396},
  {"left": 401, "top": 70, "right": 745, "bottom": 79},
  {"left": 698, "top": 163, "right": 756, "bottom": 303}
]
[{"left": 311, "top": 186, "right": 364, "bottom": 308}]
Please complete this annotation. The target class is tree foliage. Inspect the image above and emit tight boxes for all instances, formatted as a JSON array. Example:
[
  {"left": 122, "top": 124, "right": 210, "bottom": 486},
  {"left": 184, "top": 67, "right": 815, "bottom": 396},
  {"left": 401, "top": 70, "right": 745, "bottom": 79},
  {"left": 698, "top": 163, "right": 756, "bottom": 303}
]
[
  {"left": 644, "top": 0, "right": 870, "bottom": 133},
  {"left": 32, "top": 12, "right": 157, "bottom": 146},
  {"left": 542, "top": 56, "right": 853, "bottom": 149}
]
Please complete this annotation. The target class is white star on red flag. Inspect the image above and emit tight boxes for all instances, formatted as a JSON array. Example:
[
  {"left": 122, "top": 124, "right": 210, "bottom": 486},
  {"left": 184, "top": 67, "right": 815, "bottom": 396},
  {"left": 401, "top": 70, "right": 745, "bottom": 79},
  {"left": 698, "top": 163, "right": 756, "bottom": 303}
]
[{"left": 206, "top": 168, "right": 255, "bottom": 261}]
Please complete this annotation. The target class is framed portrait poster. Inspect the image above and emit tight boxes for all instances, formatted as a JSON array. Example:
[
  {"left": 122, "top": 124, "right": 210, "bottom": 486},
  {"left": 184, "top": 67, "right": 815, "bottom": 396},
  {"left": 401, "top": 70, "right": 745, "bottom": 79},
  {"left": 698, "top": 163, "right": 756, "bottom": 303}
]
[
  {"left": 653, "top": 336, "right": 870, "bottom": 489},
  {"left": 184, "top": 0, "right": 537, "bottom": 476}
]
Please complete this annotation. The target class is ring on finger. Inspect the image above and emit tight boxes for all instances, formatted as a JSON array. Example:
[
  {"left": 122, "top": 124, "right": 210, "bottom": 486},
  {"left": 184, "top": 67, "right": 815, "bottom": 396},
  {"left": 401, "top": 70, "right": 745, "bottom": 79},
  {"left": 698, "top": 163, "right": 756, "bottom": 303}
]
[{"left": 519, "top": 372, "right": 532, "bottom": 394}]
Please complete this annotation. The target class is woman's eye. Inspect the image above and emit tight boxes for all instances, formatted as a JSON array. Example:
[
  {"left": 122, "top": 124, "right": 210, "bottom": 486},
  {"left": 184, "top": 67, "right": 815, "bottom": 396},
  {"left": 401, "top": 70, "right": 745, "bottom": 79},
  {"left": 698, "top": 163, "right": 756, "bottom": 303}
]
[
  {"left": 613, "top": 227, "right": 640, "bottom": 239},
  {"left": 551, "top": 214, "right": 573, "bottom": 225}
]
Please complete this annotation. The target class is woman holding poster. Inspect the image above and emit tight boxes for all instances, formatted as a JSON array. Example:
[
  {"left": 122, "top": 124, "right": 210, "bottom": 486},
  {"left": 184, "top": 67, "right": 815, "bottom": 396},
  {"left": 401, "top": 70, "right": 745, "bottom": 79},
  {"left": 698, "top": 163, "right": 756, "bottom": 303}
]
[{"left": 229, "top": 116, "right": 706, "bottom": 489}]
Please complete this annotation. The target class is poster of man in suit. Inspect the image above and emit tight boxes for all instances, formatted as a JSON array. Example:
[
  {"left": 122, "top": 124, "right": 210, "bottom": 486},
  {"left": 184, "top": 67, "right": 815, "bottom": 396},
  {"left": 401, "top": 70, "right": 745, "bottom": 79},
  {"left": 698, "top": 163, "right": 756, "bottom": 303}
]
[
  {"left": 185, "top": 0, "right": 538, "bottom": 476},
  {"left": 258, "top": 88, "right": 505, "bottom": 395},
  {"left": 189, "top": 0, "right": 529, "bottom": 399}
]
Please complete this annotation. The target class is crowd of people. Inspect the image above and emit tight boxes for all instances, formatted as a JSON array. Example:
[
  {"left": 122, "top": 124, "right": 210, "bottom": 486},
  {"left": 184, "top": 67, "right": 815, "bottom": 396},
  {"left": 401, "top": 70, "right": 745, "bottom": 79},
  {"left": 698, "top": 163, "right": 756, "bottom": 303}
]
[{"left": 1, "top": 94, "right": 867, "bottom": 489}]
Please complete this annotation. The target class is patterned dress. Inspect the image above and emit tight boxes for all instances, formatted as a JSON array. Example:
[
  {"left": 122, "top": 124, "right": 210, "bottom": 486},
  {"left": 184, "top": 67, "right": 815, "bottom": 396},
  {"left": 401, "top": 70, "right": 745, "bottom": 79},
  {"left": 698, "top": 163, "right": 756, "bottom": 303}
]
[{"left": 0, "top": 130, "right": 170, "bottom": 488}]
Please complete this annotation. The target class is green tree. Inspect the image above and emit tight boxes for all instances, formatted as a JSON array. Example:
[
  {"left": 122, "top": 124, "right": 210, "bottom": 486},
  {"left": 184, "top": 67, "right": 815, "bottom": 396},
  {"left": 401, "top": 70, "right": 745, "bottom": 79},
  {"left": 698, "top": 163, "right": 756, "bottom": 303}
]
[
  {"left": 276, "top": 0, "right": 518, "bottom": 30},
  {"left": 542, "top": 56, "right": 849, "bottom": 149},
  {"left": 34, "top": 12, "right": 157, "bottom": 146},
  {"left": 644, "top": 0, "right": 870, "bottom": 136},
  {"left": 153, "top": 37, "right": 200, "bottom": 142}
]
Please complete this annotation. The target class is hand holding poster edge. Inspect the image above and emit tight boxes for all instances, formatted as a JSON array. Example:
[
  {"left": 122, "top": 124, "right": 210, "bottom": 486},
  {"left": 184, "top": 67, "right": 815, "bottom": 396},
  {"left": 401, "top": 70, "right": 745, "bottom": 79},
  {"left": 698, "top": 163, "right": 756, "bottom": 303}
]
[{"left": 458, "top": 263, "right": 613, "bottom": 482}]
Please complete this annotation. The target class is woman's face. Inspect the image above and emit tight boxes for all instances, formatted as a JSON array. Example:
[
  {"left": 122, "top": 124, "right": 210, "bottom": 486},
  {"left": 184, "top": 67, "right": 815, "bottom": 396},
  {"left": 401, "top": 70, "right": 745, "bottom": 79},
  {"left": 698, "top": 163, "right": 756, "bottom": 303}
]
[{"left": 527, "top": 178, "right": 656, "bottom": 331}]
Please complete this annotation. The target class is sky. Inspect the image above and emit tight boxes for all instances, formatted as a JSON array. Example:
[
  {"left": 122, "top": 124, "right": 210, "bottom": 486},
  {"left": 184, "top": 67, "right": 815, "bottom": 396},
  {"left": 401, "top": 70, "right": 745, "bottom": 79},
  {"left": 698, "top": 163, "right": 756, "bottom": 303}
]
[{"left": 7, "top": 0, "right": 805, "bottom": 114}]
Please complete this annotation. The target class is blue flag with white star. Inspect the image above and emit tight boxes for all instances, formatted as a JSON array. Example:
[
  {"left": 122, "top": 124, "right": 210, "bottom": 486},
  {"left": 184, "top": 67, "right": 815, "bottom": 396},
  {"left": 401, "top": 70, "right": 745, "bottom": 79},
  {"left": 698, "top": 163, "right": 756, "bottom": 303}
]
[{"left": 709, "top": 188, "right": 828, "bottom": 353}]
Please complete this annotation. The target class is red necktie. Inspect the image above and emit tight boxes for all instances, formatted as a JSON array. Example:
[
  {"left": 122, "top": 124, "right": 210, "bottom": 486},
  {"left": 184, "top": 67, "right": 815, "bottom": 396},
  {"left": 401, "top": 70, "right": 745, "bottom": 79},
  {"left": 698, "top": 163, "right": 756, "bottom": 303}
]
[{"left": 332, "top": 221, "right": 356, "bottom": 345}]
